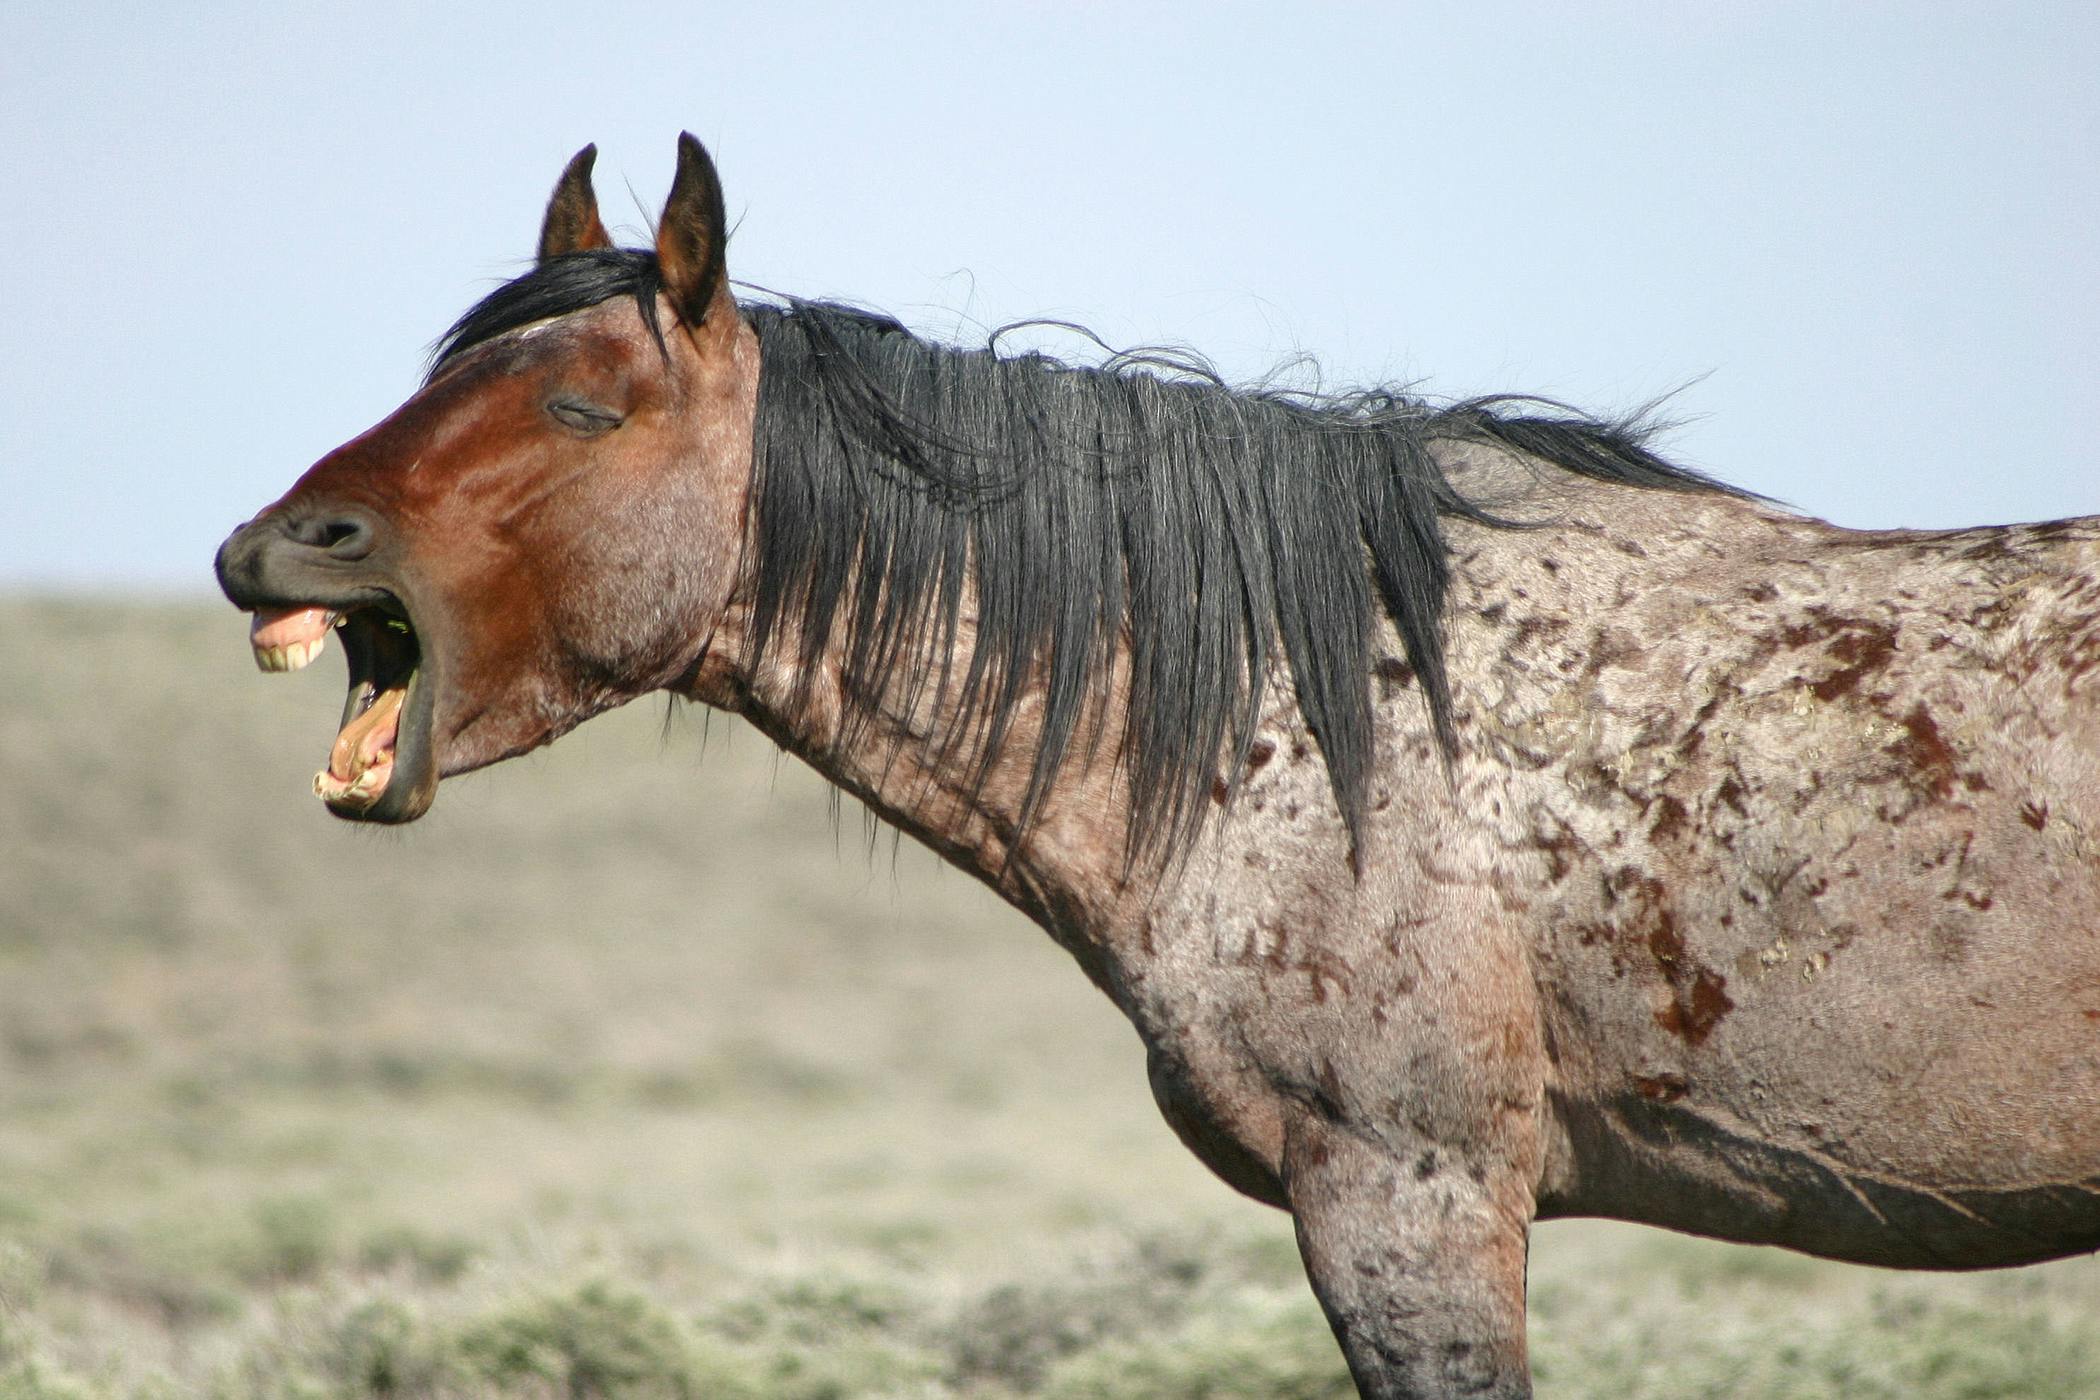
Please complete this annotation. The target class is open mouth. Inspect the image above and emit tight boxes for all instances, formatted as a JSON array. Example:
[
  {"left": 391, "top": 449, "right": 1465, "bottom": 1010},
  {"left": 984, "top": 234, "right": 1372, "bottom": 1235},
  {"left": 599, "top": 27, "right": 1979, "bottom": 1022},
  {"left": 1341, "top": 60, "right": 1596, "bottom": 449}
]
[{"left": 249, "top": 600, "right": 430, "bottom": 818}]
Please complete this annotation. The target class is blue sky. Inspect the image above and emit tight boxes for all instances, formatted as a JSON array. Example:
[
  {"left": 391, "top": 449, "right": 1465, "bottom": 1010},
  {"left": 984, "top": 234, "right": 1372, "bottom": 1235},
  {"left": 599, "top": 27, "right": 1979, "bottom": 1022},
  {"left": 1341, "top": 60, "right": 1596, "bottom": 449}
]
[{"left": 4, "top": 2, "right": 2094, "bottom": 589}]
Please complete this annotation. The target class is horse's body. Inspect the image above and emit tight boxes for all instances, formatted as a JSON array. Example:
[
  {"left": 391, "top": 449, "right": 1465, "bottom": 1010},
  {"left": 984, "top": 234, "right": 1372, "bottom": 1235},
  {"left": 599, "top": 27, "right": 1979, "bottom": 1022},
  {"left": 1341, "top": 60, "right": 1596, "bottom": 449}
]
[{"left": 216, "top": 138, "right": 2100, "bottom": 1397}]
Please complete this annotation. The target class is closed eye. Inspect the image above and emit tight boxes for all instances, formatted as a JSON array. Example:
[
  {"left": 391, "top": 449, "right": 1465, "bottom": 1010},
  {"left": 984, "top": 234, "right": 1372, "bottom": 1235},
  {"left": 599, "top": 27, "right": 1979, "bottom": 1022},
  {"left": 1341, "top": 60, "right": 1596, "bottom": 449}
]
[{"left": 547, "top": 398, "right": 623, "bottom": 435}]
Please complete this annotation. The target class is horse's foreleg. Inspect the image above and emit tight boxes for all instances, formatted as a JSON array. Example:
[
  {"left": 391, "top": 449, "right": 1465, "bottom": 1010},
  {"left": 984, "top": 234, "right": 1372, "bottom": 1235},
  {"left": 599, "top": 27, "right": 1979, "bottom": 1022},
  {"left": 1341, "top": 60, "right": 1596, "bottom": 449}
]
[{"left": 1285, "top": 1115, "right": 1534, "bottom": 1399}]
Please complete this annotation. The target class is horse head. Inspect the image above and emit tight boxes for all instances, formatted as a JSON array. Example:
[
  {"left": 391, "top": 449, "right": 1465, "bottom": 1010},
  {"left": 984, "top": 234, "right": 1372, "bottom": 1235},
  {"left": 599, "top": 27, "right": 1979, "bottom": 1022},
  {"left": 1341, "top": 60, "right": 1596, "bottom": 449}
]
[{"left": 215, "top": 136, "right": 755, "bottom": 822}]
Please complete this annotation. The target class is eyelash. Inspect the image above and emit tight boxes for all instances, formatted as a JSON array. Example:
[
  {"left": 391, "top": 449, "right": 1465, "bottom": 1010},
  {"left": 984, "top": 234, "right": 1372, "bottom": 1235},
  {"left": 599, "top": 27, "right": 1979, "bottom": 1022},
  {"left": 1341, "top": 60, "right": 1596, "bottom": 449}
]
[{"left": 547, "top": 399, "right": 622, "bottom": 434}]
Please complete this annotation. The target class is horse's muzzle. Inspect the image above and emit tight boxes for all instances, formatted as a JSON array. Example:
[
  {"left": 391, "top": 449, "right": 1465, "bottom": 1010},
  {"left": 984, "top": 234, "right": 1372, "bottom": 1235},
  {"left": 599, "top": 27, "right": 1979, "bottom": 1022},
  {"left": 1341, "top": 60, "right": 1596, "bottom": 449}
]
[
  {"left": 215, "top": 507, "right": 390, "bottom": 613},
  {"left": 214, "top": 505, "right": 440, "bottom": 825}
]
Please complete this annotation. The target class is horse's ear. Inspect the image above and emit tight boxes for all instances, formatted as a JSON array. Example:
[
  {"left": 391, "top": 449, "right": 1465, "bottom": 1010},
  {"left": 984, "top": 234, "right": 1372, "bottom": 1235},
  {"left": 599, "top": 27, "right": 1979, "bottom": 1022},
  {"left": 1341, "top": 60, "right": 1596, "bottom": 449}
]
[
  {"left": 655, "top": 132, "right": 732, "bottom": 331},
  {"left": 538, "top": 144, "right": 613, "bottom": 263}
]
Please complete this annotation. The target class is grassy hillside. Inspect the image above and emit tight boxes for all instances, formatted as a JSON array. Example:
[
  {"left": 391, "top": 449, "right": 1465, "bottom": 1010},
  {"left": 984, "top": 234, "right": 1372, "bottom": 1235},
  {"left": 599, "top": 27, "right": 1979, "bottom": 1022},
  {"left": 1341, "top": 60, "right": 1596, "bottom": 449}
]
[{"left": 2, "top": 595, "right": 2095, "bottom": 1398}]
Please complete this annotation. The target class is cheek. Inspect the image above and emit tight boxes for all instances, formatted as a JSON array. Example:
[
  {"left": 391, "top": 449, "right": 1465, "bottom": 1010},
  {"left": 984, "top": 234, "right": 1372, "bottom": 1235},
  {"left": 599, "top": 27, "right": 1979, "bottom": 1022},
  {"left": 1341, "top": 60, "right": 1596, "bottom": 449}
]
[{"left": 542, "top": 472, "right": 739, "bottom": 686}]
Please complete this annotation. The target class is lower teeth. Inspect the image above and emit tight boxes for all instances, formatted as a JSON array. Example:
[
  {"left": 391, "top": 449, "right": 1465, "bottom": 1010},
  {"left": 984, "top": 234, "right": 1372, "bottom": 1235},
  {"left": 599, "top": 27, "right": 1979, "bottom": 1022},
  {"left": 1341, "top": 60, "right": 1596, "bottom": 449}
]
[{"left": 313, "top": 767, "right": 385, "bottom": 802}]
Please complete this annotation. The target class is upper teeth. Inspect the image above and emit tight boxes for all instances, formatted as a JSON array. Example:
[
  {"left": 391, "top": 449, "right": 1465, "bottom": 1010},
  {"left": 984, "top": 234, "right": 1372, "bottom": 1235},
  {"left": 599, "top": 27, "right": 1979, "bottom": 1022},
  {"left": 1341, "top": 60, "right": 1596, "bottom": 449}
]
[
  {"left": 256, "top": 636, "right": 327, "bottom": 673},
  {"left": 250, "top": 606, "right": 339, "bottom": 673}
]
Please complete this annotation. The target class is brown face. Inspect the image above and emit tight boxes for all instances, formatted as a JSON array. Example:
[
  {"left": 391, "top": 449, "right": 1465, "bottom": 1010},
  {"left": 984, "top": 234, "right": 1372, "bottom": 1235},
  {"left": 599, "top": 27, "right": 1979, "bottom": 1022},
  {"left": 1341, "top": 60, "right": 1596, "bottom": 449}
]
[{"left": 214, "top": 136, "right": 753, "bottom": 822}]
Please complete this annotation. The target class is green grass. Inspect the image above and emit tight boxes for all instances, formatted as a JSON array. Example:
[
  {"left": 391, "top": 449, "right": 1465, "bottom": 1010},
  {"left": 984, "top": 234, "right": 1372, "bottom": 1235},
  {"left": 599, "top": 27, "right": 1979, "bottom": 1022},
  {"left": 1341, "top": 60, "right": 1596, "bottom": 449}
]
[{"left": 2, "top": 595, "right": 2096, "bottom": 1397}]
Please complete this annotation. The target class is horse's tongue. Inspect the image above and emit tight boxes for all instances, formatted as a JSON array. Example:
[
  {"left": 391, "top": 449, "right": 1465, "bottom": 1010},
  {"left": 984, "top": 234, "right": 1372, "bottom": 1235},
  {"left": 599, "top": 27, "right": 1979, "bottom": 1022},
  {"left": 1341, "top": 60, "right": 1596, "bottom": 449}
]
[
  {"left": 327, "top": 685, "right": 406, "bottom": 782},
  {"left": 251, "top": 607, "right": 335, "bottom": 672}
]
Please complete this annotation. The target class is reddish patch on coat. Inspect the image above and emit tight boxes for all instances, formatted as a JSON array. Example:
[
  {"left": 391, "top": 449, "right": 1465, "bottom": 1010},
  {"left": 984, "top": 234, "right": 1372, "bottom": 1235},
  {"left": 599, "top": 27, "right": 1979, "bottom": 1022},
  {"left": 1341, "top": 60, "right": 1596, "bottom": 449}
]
[
  {"left": 1808, "top": 620, "right": 1899, "bottom": 702},
  {"left": 1604, "top": 864, "right": 1738, "bottom": 1041},
  {"left": 1644, "top": 902, "right": 1686, "bottom": 982},
  {"left": 1657, "top": 969, "right": 1736, "bottom": 1046},
  {"left": 1649, "top": 794, "right": 1689, "bottom": 841},
  {"left": 1714, "top": 775, "right": 1749, "bottom": 816},
  {"left": 1780, "top": 610, "right": 1849, "bottom": 648},
  {"left": 1634, "top": 1072, "right": 1690, "bottom": 1103},
  {"left": 1610, "top": 866, "right": 1736, "bottom": 1046},
  {"left": 2021, "top": 800, "right": 2050, "bottom": 831},
  {"left": 1889, "top": 704, "right": 1959, "bottom": 801}
]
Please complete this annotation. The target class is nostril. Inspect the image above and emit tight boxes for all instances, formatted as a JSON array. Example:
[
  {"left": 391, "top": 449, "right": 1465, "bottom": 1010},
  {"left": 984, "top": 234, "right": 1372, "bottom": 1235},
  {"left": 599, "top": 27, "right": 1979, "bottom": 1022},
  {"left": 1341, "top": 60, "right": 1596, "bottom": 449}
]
[
  {"left": 283, "top": 513, "right": 378, "bottom": 559},
  {"left": 319, "top": 520, "right": 366, "bottom": 552}
]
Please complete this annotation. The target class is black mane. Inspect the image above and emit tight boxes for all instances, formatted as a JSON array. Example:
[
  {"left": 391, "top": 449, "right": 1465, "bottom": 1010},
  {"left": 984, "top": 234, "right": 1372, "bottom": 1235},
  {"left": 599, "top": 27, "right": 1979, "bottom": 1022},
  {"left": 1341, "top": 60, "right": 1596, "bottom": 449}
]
[
  {"left": 430, "top": 249, "right": 666, "bottom": 376},
  {"left": 436, "top": 251, "right": 1733, "bottom": 864}
]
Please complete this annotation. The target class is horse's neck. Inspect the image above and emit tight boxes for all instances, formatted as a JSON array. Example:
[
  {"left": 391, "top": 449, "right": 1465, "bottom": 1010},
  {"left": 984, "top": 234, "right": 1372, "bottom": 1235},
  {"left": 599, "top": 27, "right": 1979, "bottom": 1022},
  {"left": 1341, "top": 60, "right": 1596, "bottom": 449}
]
[
  {"left": 702, "top": 461, "right": 1816, "bottom": 993},
  {"left": 719, "top": 623, "right": 1147, "bottom": 972}
]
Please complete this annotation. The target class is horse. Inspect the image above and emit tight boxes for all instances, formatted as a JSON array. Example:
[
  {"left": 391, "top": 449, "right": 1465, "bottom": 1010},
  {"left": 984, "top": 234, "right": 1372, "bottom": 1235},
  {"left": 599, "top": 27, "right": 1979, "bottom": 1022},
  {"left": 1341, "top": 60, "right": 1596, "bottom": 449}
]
[{"left": 215, "top": 135, "right": 2100, "bottom": 1398}]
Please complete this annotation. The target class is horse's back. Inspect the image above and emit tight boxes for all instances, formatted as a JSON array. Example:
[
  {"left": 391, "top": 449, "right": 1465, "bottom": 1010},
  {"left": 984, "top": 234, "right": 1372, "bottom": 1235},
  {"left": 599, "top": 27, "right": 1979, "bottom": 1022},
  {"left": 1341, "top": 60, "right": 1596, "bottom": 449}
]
[{"left": 1453, "top": 489, "right": 2100, "bottom": 1266}]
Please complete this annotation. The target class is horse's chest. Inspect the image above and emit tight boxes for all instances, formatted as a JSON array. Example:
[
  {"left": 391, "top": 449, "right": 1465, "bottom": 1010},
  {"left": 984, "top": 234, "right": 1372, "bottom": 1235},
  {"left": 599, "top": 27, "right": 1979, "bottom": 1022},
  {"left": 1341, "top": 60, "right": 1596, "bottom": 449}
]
[{"left": 1127, "top": 815, "right": 1548, "bottom": 1177}]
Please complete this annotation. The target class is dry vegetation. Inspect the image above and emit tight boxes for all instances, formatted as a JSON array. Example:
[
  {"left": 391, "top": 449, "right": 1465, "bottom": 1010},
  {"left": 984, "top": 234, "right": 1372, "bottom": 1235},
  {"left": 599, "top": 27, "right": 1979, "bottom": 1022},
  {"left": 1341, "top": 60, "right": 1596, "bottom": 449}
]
[{"left": 2, "top": 594, "right": 2096, "bottom": 1397}]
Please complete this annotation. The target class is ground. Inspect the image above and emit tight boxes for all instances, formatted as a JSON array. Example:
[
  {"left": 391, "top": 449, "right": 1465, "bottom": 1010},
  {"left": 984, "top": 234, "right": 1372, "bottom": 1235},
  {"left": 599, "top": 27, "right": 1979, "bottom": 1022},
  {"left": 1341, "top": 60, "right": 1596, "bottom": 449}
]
[{"left": 1, "top": 595, "right": 2095, "bottom": 1398}]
